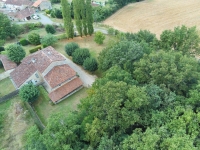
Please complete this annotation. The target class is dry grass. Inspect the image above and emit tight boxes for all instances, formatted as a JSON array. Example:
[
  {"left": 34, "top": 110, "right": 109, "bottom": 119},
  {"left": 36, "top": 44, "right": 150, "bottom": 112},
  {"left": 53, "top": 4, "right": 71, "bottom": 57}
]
[
  {"left": 33, "top": 88, "right": 88, "bottom": 125},
  {"left": 103, "top": 0, "right": 200, "bottom": 37},
  {"left": 0, "top": 78, "right": 15, "bottom": 97}
]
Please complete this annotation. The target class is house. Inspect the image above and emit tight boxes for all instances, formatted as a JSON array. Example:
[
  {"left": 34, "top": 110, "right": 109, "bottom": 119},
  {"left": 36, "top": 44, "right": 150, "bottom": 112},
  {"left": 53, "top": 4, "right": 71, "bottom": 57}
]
[
  {"left": 10, "top": 46, "right": 83, "bottom": 104},
  {"left": 32, "top": 0, "right": 51, "bottom": 11},
  {"left": 4, "top": 0, "right": 33, "bottom": 11},
  {"left": 8, "top": 7, "right": 35, "bottom": 21}
]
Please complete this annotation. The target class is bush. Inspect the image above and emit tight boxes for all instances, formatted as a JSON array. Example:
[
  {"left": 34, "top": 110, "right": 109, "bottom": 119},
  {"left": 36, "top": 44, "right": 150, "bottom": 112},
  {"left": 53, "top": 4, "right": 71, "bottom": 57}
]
[
  {"left": 94, "top": 31, "right": 105, "bottom": 45},
  {"left": 19, "top": 83, "right": 39, "bottom": 103},
  {"left": 29, "top": 45, "right": 42, "bottom": 53},
  {"left": 45, "top": 9, "right": 51, "bottom": 14},
  {"left": 20, "top": 38, "right": 29, "bottom": 46},
  {"left": 45, "top": 24, "right": 56, "bottom": 34},
  {"left": 72, "top": 48, "right": 90, "bottom": 65},
  {"left": 50, "top": 11, "right": 55, "bottom": 18},
  {"left": 83, "top": 57, "right": 98, "bottom": 72},
  {"left": 28, "top": 32, "right": 40, "bottom": 45},
  {"left": 50, "top": 0, "right": 60, "bottom": 3},
  {"left": 65, "top": 42, "right": 79, "bottom": 56},
  {"left": 108, "top": 28, "right": 115, "bottom": 35},
  {"left": 40, "top": 34, "right": 57, "bottom": 47},
  {"left": 0, "top": 46, "right": 4, "bottom": 52},
  {"left": 54, "top": 8, "right": 62, "bottom": 18},
  {"left": 54, "top": 33, "right": 67, "bottom": 40}
]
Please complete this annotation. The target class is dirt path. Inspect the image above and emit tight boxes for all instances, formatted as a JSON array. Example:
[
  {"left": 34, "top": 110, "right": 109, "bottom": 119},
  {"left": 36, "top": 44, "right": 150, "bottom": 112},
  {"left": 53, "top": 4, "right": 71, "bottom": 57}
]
[{"left": 103, "top": 0, "right": 200, "bottom": 37}]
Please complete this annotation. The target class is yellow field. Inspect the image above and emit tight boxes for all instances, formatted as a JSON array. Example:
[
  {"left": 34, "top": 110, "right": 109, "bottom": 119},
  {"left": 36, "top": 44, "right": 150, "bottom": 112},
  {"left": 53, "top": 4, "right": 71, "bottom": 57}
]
[{"left": 103, "top": 0, "right": 200, "bottom": 36}]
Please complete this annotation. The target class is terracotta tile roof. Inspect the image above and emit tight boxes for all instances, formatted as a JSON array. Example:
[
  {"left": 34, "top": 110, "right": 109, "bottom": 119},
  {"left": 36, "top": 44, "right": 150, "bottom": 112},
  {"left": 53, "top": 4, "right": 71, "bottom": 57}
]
[
  {"left": 49, "top": 78, "right": 83, "bottom": 102},
  {"left": 5, "top": 0, "right": 33, "bottom": 6},
  {"left": 15, "top": 8, "right": 35, "bottom": 19},
  {"left": 32, "top": 0, "right": 42, "bottom": 7},
  {"left": 44, "top": 64, "right": 76, "bottom": 89},
  {"left": 10, "top": 63, "right": 37, "bottom": 87},
  {"left": 10, "top": 46, "right": 66, "bottom": 88},
  {"left": 0, "top": 55, "right": 17, "bottom": 71}
]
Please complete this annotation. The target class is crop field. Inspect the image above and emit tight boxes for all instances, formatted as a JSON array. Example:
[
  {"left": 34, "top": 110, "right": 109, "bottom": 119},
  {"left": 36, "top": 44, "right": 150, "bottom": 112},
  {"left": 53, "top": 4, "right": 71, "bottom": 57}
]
[{"left": 103, "top": 0, "right": 200, "bottom": 37}]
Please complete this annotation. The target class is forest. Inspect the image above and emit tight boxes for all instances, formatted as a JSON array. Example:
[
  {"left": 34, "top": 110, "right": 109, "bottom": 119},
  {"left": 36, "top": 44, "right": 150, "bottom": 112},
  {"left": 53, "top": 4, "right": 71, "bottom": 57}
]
[{"left": 24, "top": 25, "right": 200, "bottom": 149}]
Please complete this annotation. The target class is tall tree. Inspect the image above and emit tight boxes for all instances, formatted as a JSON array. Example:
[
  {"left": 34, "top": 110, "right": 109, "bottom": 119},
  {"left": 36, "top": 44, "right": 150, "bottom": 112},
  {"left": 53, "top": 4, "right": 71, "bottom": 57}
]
[
  {"left": 61, "top": 0, "right": 74, "bottom": 39},
  {"left": 80, "top": 0, "right": 87, "bottom": 36},
  {"left": 86, "top": 0, "right": 93, "bottom": 35},
  {"left": 73, "top": 0, "right": 83, "bottom": 36}
]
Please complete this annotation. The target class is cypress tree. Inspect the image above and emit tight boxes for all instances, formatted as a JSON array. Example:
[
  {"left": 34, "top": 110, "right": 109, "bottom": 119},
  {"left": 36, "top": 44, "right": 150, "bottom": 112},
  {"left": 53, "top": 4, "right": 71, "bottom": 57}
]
[
  {"left": 81, "top": 0, "right": 87, "bottom": 36},
  {"left": 61, "top": 0, "right": 74, "bottom": 39},
  {"left": 86, "top": 0, "right": 94, "bottom": 35}
]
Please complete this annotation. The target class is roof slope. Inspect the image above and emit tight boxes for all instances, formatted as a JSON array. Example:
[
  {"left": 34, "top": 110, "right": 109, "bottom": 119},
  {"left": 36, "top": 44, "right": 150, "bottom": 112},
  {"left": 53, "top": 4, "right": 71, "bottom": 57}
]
[
  {"left": 44, "top": 64, "right": 76, "bottom": 89},
  {"left": 5, "top": 0, "right": 33, "bottom": 6},
  {"left": 0, "top": 55, "right": 17, "bottom": 71},
  {"left": 49, "top": 78, "right": 83, "bottom": 102},
  {"left": 32, "top": 0, "right": 49, "bottom": 7},
  {"left": 15, "top": 8, "right": 35, "bottom": 19}
]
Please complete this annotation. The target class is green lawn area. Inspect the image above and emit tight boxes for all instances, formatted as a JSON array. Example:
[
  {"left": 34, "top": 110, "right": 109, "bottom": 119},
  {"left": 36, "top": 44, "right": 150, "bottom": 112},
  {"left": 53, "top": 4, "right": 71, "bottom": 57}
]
[
  {"left": 33, "top": 87, "right": 88, "bottom": 125},
  {"left": 0, "top": 78, "right": 15, "bottom": 97},
  {"left": 0, "top": 67, "right": 4, "bottom": 74}
]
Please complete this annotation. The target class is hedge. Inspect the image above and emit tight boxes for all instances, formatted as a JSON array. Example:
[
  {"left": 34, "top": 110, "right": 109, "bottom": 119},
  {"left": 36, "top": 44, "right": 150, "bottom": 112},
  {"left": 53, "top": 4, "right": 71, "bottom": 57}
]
[
  {"left": 29, "top": 45, "right": 42, "bottom": 53},
  {"left": 54, "top": 33, "right": 67, "bottom": 40}
]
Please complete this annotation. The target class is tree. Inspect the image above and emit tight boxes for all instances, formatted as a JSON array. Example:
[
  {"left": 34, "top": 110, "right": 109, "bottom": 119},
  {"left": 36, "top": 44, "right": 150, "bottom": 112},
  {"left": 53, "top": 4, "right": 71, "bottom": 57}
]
[
  {"left": 54, "top": 8, "right": 63, "bottom": 18},
  {"left": 83, "top": 57, "right": 98, "bottom": 72},
  {"left": 94, "top": 31, "right": 105, "bottom": 44},
  {"left": 86, "top": 0, "right": 94, "bottom": 35},
  {"left": 19, "top": 83, "right": 39, "bottom": 103},
  {"left": 28, "top": 32, "right": 41, "bottom": 45},
  {"left": 0, "top": 13, "right": 12, "bottom": 40},
  {"left": 45, "top": 24, "right": 56, "bottom": 34},
  {"left": 61, "top": 0, "right": 74, "bottom": 39},
  {"left": 50, "top": 0, "right": 60, "bottom": 3},
  {"left": 65, "top": 42, "right": 79, "bottom": 56},
  {"left": 6, "top": 44, "right": 26, "bottom": 64},
  {"left": 72, "top": 48, "right": 90, "bottom": 65},
  {"left": 73, "top": 0, "right": 83, "bottom": 36},
  {"left": 40, "top": 34, "right": 57, "bottom": 47}
]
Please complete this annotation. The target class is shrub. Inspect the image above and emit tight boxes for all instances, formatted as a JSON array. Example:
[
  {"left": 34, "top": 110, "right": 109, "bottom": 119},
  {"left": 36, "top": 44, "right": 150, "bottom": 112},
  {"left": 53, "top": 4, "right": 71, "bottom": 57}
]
[
  {"left": 72, "top": 48, "right": 90, "bottom": 65},
  {"left": 83, "top": 57, "right": 98, "bottom": 72},
  {"left": 94, "top": 31, "right": 105, "bottom": 45},
  {"left": 54, "top": 8, "right": 63, "bottom": 18},
  {"left": 45, "top": 24, "right": 56, "bottom": 34},
  {"left": 0, "top": 46, "right": 4, "bottom": 52},
  {"left": 45, "top": 9, "right": 51, "bottom": 14},
  {"left": 50, "top": 0, "right": 60, "bottom": 3},
  {"left": 6, "top": 44, "right": 26, "bottom": 64},
  {"left": 50, "top": 11, "right": 55, "bottom": 18},
  {"left": 40, "top": 34, "right": 57, "bottom": 47},
  {"left": 65, "top": 42, "right": 79, "bottom": 56},
  {"left": 19, "top": 83, "right": 39, "bottom": 103},
  {"left": 20, "top": 38, "right": 29, "bottom": 46},
  {"left": 108, "top": 28, "right": 115, "bottom": 35},
  {"left": 54, "top": 33, "right": 67, "bottom": 40},
  {"left": 29, "top": 45, "right": 42, "bottom": 53},
  {"left": 28, "top": 32, "right": 40, "bottom": 45}
]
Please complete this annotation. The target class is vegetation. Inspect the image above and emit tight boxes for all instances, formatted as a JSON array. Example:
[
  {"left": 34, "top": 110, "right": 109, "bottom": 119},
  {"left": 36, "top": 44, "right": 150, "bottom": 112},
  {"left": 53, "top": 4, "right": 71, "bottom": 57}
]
[
  {"left": 19, "top": 38, "right": 29, "bottom": 46},
  {"left": 94, "top": 31, "right": 105, "bottom": 44},
  {"left": 19, "top": 83, "right": 39, "bottom": 103},
  {"left": 86, "top": 0, "right": 94, "bottom": 35},
  {"left": 72, "top": 48, "right": 90, "bottom": 65},
  {"left": 29, "top": 45, "right": 42, "bottom": 53},
  {"left": 83, "top": 57, "right": 98, "bottom": 72},
  {"left": 65, "top": 42, "right": 79, "bottom": 56},
  {"left": 28, "top": 32, "right": 41, "bottom": 45},
  {"left": 45, "top": 24, "right": 56, "bottom": 34},
  {"left": 6, "top": 44, "right": 26, "bottom": 64},
  {"left": 40, "top": 34, "right": 58, "bottom": 47},
  {"left": 50, "top": 0, "right": 60, "bottom": 3}
]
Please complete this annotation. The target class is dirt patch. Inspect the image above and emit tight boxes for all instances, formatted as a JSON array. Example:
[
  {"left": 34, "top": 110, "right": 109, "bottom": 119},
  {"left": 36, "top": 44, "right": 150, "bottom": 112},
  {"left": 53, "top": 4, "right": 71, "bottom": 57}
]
[
  {"left": 0, "top": 100, "right": 33, "bottom": 150},
  {"left": 103, "top": 0, "right": 200, "bottom": 37}
]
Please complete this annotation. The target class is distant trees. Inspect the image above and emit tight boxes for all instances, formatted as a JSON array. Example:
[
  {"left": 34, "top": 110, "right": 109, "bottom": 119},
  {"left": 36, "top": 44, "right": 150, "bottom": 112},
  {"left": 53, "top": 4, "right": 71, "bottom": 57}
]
[
  {"left": 45, "top": 24, "right": 56, "bottom": 34},
  {"left": 28, "top": 32, "right": 40, "bottom": 45},
  {"left": 94, "top": 31, "right": 105, "bottom": 44},
  {"left": 65, "top": 42, "right": 79, "bottom": 56},
  {"left": 19, "top": 83, "right": 39, "bottom": 103},
  {"left": 6, "top": 44, "right": 26, "bottom": 64},
  {"left": 61, "top": 0, "right": 74, "bottom": 39}
]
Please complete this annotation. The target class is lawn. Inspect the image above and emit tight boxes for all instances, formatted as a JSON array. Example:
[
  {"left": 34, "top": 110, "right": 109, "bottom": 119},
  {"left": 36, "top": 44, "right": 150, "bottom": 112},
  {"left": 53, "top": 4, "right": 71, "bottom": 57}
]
[
  {"left": 33, "top": 87, "right": 88, "bottom": 125},
  {"left": 0, "top": 78, "right": 15, "bottom": 97},
  {"left": 0, "top": 67, "right": 4, "bottom": 74}
]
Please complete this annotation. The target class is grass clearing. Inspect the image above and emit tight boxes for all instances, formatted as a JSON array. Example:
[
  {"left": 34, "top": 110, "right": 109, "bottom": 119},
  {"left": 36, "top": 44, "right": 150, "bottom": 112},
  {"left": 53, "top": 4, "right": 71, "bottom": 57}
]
[
  {"left": 0, "top": 67, "right": 5, "bottom": 74},
  {"left": 33, "top": 87, "right": 88, "bottom": 125},
  {"left": 0, "top": 78, "right": 15, "bottom": 97},
  {"left": 103, "top": 0, "right": 200, "bottom": 37}
]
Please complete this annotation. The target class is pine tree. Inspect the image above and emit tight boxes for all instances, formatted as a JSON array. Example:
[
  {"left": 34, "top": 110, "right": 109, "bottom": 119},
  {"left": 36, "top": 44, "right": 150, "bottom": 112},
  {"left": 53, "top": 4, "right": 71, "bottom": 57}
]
[
  {"left": 61, "top": 0, "right": 74, "bottom": 39},
  {"left": 86, "top": 0, "right": 94, "bottom": 35}
]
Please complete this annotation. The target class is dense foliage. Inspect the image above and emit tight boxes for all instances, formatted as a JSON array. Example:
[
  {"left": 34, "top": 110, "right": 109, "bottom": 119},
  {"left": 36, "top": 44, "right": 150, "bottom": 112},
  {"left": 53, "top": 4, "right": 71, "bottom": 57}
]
[
  {"left": 83, "top": 57, "right": 98, "bottom": 72},
  {"left": 19, "top": 38, "right": 29, "bottom": 46},
  {"left": 28, "top": 32, "right": 41, "bottom": 45},
  {"left": 19, "top": 83, "right": 39, "bottom": 103},
  {"left": 40, "top": 34, "right": 57, "bottom": 47},
  {"left": 45, "top": 24, "right": 56, "bottom": 34},
  {"left": 72, "top": 48, "right": 90, "bottom": 65},
  {"left": 65, "top": 42, "right": 79, "bottom": 56},
  {"left": 25, "top": 26, "right": 200, "bottom": 149},
  {"left": 6, "top": 44, "right": 26, "bottom": 64},
  {"left": 94, "top": 31, "right": 105, "bottom": 44}
]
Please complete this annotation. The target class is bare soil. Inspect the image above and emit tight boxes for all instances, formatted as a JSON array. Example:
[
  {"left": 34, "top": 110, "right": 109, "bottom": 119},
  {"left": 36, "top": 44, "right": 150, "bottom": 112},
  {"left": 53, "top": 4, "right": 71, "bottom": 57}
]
[{"left": 103, "top": 0, "right": 200, "bottom": 37}]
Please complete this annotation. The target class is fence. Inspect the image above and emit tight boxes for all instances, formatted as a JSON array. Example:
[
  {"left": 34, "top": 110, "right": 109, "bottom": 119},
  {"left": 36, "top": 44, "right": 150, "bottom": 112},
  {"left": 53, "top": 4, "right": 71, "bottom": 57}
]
[
  {"left": 0, "top": 90, "right": 19, "bottom": 103},
  {"left": 24, "top": 102, "right": 45, "bottom": 131}
]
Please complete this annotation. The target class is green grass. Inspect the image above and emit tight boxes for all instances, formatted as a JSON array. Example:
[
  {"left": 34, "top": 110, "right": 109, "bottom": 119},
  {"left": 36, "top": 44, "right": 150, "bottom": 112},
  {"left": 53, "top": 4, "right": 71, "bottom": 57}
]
[
  {"left": 0, "top": 67, "right": 4, "bottom": 74},
  {"left": 33, "top": 87, "right": 88, "bottom": 125},
  {"left": 0, "top": 78, "right": 15, "bottom": 97},
  {"left": 0, "top": 99, "right": 12, "bottom": 111}
]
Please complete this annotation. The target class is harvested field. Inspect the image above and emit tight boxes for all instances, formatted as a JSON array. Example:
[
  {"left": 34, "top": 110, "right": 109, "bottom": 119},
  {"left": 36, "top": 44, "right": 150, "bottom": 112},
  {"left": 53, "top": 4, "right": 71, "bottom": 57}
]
[{"left": 103, "top": 0, "right": 200, "bottom": 37}]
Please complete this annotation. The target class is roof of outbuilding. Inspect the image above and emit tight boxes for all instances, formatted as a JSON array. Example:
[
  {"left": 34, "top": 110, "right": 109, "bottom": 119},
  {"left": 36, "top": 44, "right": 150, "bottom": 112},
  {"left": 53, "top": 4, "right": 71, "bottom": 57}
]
[
  {"left": 5, "top": 0, "right": 33, "bottom": 6},
  {"left": 0, "top": 55, "right": 17, "bottom": 71}
]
